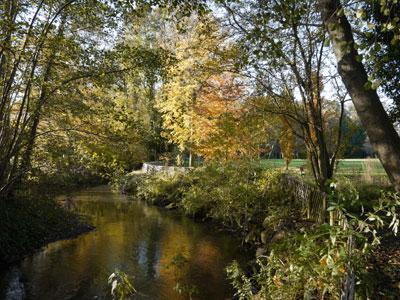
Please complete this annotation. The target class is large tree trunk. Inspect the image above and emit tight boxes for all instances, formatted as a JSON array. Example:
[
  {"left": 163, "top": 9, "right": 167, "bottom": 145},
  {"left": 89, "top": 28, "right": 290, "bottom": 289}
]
[{"left": 318, "top": 0, "right": 400, "bottom": 192}]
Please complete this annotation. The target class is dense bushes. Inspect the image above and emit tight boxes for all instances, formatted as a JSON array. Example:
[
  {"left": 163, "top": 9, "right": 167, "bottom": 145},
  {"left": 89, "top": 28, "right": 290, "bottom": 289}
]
[
  {"left": 120, "top": 161, "right": 400, "bottom": 298},
  {"left": 111, "top": 170, "right": 146, "bottom": 195},
  {"left": 123, "top": 160, "right": 298, "bottom": 243},
  {"left": 0, "top": 196, "right": 92, "bottom": 266},
  {"left": 179, "top": 162, "right": 292, "bottom": 236},
  {"left": 137, "top": 172, "right": 191, "bottom": 207},
  {"left": 227, "top": 180, "right": 400, "bottom": 299},
  {"left": 228, "top": 225, "right": 361, "bottom": 299}
]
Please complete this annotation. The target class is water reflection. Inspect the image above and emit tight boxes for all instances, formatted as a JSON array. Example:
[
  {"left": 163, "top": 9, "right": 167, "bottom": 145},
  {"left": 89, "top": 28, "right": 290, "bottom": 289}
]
[{"left": 7, "top": 187, "right": 248, "bottom": 300}]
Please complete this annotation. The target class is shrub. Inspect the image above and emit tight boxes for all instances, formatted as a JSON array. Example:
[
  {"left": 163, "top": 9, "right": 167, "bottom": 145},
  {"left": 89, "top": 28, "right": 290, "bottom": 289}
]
[
  {"left": 136, "top": 172, "right": 192, "bottom": 206},
  {"left": 111, "top": 170, "right": 145, "bottom": 194},
  {"left": 128, "top": 160, "right": 299, "bottom": 243},
  {"left": 181, "top": 162, "right": 286, "bottom": 231},
  {"left": 108, "top": 269, "right": 136, "bottom": 300},
  {"left": 227, "top": 184, "right": 400, "bottom": 299},
  {"left": 228, "top": 225, "right": 354, "bottom": 299},
  {"left": 183, "top": 163, "right": 298, "bottom": 242}
]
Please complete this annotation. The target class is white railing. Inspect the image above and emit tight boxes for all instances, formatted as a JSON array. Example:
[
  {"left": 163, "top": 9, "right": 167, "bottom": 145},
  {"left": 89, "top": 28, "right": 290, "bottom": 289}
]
[{"left": 141, "top": 161, "right": 188, "bottom": 176}]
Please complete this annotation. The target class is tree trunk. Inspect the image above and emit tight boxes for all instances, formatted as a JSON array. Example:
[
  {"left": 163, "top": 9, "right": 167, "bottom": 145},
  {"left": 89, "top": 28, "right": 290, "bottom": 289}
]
[
  {"left": 11, "top": 14, "right": 66, "bottom": 192},
  {"left": 318, "top": 0, "right": 400, "bottom": 192}
]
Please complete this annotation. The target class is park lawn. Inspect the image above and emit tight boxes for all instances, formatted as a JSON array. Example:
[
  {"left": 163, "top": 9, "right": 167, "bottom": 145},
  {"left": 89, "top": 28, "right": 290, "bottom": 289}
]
[
  {"left": 260, "top": 159, "right": 306, "bottom": 169},
  {"left": 260, "top": 158, "right": 386, "bottom": 175}
]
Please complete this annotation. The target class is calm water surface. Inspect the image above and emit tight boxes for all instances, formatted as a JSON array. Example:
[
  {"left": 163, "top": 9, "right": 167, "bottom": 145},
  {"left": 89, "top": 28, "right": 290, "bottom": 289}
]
[{"left": 1, "top": 186, "right": 249, "bottom": 300}]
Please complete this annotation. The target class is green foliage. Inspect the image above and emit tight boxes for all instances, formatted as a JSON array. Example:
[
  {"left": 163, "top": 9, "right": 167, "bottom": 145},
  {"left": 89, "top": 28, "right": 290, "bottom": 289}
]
[
  {"left": 228, "top": 225, "right": 354, "bottom": 299},
  {"left": 181, "top": 162, "right": 264, "bottom": 224},
  {"left": 32, "top": 37, "right": 162, "bottom": 181},
  {"left": 136, "top": 172, "right": 192, "bottom": 206},
  {"left": 173, "top": 282, "right": 199, "bottom": 300},
  {"left": 132, "top": 160, "right": 295, "bottom": 242},
  {"left": 0, "top": 0, "right": 124, "bottom": 195},
  {"left": 227, "top": 178, "right": 400, "bottom": 299},
  {"left": 356, "top": 0, "right": 400, "bottom": 121},
  {"left": 327, "top": 177, "right": 360, "bottom": 210},
  {"left": 181, "top": 162, "right": 288, "bottom": 234},
  {"left": 226, "top": 261, "right": 253, "bottom": 300},
  {"left": 111, "top": 171, "right": 145, "bottom": 194},
  {"left": 108, "top": 269, "right": 136, "bottom": 300}
]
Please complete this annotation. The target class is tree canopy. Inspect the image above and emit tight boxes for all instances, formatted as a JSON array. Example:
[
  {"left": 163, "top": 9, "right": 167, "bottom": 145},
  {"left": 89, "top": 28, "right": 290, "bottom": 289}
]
[{"left": 1, "top": 0, "right": 400, "bottom": 196}]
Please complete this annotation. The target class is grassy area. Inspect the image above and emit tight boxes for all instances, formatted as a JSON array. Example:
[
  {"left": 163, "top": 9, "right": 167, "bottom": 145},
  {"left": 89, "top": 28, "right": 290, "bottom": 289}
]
[
  {"left": 260, "top": 158, "right": 386, "bottom": 175},
  {"left": 260, "top": 159, "right": 306, "bottom": 169}
]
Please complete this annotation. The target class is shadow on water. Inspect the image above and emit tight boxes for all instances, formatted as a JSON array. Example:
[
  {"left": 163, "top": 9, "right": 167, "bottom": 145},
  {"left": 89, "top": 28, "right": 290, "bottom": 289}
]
[{"left": 1, "top": 186, "right": 249, "bottom": 300}]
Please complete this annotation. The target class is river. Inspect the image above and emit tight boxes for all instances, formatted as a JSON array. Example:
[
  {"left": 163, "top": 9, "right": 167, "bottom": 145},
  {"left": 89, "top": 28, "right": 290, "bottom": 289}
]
[{"left": 1, "top": 186, "right": 249, "bottom": 300}]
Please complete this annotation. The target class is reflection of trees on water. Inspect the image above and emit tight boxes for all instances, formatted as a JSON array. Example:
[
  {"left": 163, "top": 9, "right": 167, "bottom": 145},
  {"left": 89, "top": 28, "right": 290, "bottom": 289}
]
[
  {"left": 16, "top": 189, "right": 247, "bottom": 299},
  {"left": 144, "top": 221, "right": 163, "bottom": 279}
]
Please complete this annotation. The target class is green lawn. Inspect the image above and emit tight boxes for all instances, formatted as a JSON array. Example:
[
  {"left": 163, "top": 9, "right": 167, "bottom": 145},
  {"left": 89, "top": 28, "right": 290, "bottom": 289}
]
[{"left": 260, "top": 158, "right": 386, "bottom": 175}]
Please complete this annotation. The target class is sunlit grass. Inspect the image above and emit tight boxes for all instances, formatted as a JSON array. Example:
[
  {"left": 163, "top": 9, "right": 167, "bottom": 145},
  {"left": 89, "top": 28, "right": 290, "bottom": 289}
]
[{"left": 259, "top": 158, "right": 386, "bottom": 175}]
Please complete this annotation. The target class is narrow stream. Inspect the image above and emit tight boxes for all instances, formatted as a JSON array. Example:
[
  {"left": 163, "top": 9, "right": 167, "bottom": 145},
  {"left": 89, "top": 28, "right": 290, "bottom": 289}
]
[{"left": 1, "top": 186, "right": 249, "bottom": 300}]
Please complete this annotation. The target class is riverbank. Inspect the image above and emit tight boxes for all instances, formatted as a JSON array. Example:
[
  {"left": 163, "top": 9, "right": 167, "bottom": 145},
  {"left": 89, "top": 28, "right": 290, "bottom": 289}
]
[
  {"left": 117, "top": 162, "right": 400, "bottom": 298},
  {"left": 116, "top": 163, "right": 292, "bottom": 245},
  {"left": 0, "top": 194, "right": 93, "bottom": 267},
  {"left": 0, "top": 175, "right": 106, "bottom": 267}
]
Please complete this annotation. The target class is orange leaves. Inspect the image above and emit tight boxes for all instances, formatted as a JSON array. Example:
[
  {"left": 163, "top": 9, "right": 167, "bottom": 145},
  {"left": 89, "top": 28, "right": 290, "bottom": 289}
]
[
  {"left": 157, "top": 17, "right": 276, "bottom": 161},
  {"left": 189, "top": 73, "right": 277, "bottom": 161},
  {"left": 191, "top": 73, "right": 248, "bottom": 160}
]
